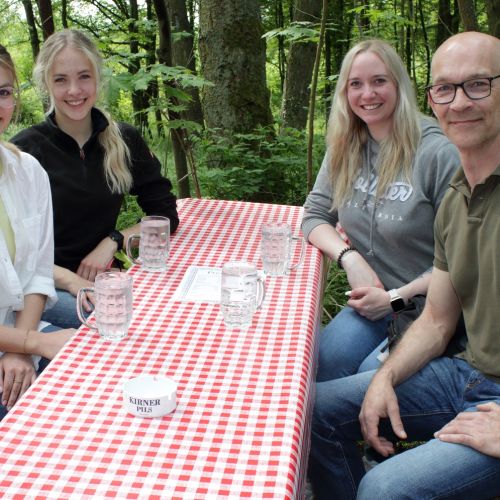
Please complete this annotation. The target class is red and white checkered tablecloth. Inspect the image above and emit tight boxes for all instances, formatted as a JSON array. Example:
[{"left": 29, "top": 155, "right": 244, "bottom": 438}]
[{"left": 0, "top": 198, "right": 323, "bottom": 499}]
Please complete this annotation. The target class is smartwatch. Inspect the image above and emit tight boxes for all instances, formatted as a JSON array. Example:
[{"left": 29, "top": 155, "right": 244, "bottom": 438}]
[
  {"left": 108, "top": 230, "right": 124, "bottom": 251},
  {"left": 388, "top": 289, "right": 406, "bottom": 312}
]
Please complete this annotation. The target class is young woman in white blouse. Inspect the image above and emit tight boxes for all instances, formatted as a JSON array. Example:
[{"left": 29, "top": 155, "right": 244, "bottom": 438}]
[{"left": 0, "top": 45, "right": 73, "bottom": 416}]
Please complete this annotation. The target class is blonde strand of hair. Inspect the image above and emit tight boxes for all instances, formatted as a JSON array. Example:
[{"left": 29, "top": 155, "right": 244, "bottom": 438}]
[{"left": 98, "top": 112, "right": 133, "bottom": 194}]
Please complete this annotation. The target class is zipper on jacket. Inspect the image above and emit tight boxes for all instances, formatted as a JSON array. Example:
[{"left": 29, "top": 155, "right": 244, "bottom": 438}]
[{"left": 80, "top": 148, "right": 85, "bottom": 160}]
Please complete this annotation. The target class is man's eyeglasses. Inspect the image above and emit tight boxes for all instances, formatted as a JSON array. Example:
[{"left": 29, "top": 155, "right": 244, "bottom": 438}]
[
  {"left": 0, "top": 86, "right": 16, "bottom": 109},
  {"left": 427, "top": 75, "right": 500, "bottom": 104}
]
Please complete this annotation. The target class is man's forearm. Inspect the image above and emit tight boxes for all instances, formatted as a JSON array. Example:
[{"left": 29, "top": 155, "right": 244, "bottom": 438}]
[{"left": 377, "top": 307, "right": 456, "bottom": 387}]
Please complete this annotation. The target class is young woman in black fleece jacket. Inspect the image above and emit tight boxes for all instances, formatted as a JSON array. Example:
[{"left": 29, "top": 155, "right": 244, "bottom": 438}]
[{"left": 12, "top": 29, "right": 179, "bottom": 329}]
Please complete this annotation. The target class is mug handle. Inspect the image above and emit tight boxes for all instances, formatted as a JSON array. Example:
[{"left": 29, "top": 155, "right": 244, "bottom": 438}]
[
  {"left": 288, "top": 236, "right": 305, "bottom": 271},
  {"left": 125, "top": 234, "right": 141, "bottom": 264},
  {"left": 256, "top": 272, "right": 266, "bottom": 310},
  {"left": 76, "top": 287, "right": 97, "bottom": 330}
]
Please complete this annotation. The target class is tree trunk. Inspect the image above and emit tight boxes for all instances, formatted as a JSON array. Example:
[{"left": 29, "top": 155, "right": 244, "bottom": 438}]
[
  {"left": 324, "top": 27, "right": 332, "bottom": 123},
  {"left": 128, "top": 0, "right": 150, "bottom": 133},
  {"left": 153, "top": 0, "right": 194, "bottom": 198},
  {"left": 276, "top": 0, "right": 286, "bottom": 93},
  {"left": 198, "top": 0, "right": 273, "bottom": 135},
  {"left": 485, "top": 0, "right": 500, "bottom": 37},
  {"left": 280, "top": 0, "right": 323, "bottom": 131},
  {"left": 37, "top": 0, "right": 55, "bottom": 39},
  {"left": 456, "top": 0, "right": 478, "bottom": 30},
  {"left": 436, "top": 0, "right": 453, "bottom": 47},
  {"left": 61, "top": 0, "right": 68, "bottom": 28},
  {"left": 307, "top": 0, "right": 328, "bottom": 192},
  {"left": 21, "top": 0, "right": 40, "bottom": 59},
  {"left": 166, "top": 0, "right": 204, "bottom": 128}
]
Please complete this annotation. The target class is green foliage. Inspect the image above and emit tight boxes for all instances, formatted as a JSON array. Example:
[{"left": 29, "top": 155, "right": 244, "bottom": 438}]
[
  {"left": 193, "top": 127, "right": 325, "bottom": 206},
  {"left": 321, "top": 264, "right": 349, "bottom": 325},
  {"left": 263, "top": 21, "right": 320, "bottom": 43},
  {"left": 116, "top": 196, "right": 144, "bottom": 230}
]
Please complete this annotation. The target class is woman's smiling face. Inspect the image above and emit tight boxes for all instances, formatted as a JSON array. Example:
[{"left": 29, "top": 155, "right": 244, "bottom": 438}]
[
  {"left": 48, "top": 46, "right": 97, "bottom": 129},
  {"left": 346, "top": 51, "right": 398, "bottom": 142}
]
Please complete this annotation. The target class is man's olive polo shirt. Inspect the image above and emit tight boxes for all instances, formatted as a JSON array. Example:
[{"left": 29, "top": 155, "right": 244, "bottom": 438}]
[{"left": 434, "top": 166, "right": 500, "bottom": 383}]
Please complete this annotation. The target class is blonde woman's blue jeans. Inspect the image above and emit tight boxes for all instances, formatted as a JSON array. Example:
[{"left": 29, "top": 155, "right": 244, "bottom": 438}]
[{"left": 317, "top": 306, "right": 391, "bottom": 381}]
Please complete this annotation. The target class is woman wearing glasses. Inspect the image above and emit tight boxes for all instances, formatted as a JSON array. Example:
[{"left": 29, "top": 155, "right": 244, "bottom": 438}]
[
  {"left": 0, "top": 45, "right": 73, "bottom": 416},
  {"left": 302, "top": 39, "right": 461, "bottom": 381}
]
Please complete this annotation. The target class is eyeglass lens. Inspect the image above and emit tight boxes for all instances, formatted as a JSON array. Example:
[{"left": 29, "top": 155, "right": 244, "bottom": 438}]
[{"left": 429, "top": 78, "right": 492, "bottom": 103}]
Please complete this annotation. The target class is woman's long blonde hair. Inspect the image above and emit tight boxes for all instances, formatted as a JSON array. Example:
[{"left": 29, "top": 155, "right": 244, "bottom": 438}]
[
  {"left": 33, "top": 29, "right": 132, "bottom": 193},
  {"left": 0, "top": 45, "right": 20, "bottom": 157},
  {"left": 327, "top": 39, "right": 421, "bottom": 209}
]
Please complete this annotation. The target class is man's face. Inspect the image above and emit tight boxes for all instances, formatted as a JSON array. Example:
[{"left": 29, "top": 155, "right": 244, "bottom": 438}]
[{"left": 429, "top": 41, "right": 500, "bottom": 153}]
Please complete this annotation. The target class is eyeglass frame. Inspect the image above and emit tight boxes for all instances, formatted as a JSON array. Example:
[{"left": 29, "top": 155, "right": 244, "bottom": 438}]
[
  {"left": 426, "top": 75, "right": 500, "bottom": 105},
  {"left": 0, "top": 86, "right": 17, "bottom": 109}
]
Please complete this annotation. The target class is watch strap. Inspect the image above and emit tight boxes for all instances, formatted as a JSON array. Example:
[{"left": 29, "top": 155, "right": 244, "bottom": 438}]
[{"left": 108, "top": 230, "right": 124, "bottom": 251}]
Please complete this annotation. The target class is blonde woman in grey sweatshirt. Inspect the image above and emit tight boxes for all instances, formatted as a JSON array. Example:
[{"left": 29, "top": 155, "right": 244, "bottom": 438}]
[{"left": 302, "top": 39, "right": 460, "bottom": 381}]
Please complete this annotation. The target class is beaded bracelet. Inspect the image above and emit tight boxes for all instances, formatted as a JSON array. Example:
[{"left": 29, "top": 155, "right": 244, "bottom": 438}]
[{"left": 336, "top": 245, "right": 359, "bottom": 269}]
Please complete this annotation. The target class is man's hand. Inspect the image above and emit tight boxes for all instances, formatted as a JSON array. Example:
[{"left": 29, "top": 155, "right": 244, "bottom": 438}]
[
  {"left": 347, "top": 287, "right": 392, "bottom": 321},
  {"left": 0, "top": 353, "right": 36, "bottom": 410},
  {"left": 435, "top": 402, "right": 500, "bottom": 458},
  {"left": 77, "top": 237, "right": 117, "bottom": 282},
  {"left": 359, "top": 373, "right": 408, "bottom": 456}
]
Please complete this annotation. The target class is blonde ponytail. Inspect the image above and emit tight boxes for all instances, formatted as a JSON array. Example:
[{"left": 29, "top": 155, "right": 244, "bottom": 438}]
[{"left": 98, "top": 111, "right": 133, "bottom": 193}]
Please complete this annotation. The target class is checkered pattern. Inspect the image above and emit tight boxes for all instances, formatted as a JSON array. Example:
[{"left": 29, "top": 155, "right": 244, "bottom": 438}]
[{"left": 0, "top": 198, "right": 323, "bottom": 499}]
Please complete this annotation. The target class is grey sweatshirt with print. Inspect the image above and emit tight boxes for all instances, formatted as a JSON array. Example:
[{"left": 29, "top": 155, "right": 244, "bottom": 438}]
[{"left": 302, "top": 118, "right": 461, "bottom": 291}]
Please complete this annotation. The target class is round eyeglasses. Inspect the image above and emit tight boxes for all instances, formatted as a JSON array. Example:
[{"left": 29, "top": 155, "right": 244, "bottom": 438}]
[
  {"left": 427, "top": 75, "right": 500, "bottom": 104},
  {"left": 0, "top": 86, "right": 16, "bottom": 109}
]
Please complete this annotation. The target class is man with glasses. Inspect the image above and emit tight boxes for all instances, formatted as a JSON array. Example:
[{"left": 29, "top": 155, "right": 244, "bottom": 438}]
[{"left": 309, "top": 31, "right": 500, "bottom": 500}]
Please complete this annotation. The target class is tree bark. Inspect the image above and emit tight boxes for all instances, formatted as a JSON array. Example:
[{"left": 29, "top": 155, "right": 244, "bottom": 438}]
[
  {"left": 307, "top": 0, "right": 328, "bottom": 192},
  {"left": 61, "top": 0, "right": 68, "bottom": 28},
  {"left": 37, "top": 0, "right": 55, "bottom": 39},
  {"left": 485, "top": 0, "right": 500, "bottom": 37},
  {"left": 456, "top": 0, "right": 478, "bottom": 31},
  {"left": 166, "top": 0, "right": 204, "bottom": 128},
  {"left": 153, "top": 0, "right": 194, "bottom": 198},
  {"left": 280, "top": 0, "right": 323, "bottom": 131},
  {"left": 198, "top": 0, "right": 273, "bottom": 135},
  {"left": 436, "top": 0, "right": 453, "bottom": 47},
  {"left": 21, "top": 0, "right": 40, "bottom": 59}
]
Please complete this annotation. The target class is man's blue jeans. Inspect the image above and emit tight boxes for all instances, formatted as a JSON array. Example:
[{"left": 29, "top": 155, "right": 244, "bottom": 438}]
[
  {"left": 42, "top": 289, "right": 81, "bottom": 329},
  {"left": 317, "top": 306, "right": 391, "bottom": 381},
  {"left": 309, "top": 356, "right": 500, "bottom": 500}
]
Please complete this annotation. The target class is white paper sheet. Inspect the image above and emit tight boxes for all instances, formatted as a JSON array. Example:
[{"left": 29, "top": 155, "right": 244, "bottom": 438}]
[{"left": 173, "top": 266, "right": 221, "bottom": 303}]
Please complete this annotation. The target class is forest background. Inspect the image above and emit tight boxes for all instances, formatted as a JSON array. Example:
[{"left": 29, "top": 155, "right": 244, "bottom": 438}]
[{"left": 0, "top": 0, "right": 496, "bottom": 319}]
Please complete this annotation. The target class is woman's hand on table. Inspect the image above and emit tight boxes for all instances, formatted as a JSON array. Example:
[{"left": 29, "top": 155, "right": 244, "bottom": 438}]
[
  {"left": 342, "top": 251, "right": 384, "bottom": 290},
  {"left": 347, "top": 287, "right": 392, "bottom": 321},
  {"left": 0, "top": 353, "right": 36, "bottom": 410}
]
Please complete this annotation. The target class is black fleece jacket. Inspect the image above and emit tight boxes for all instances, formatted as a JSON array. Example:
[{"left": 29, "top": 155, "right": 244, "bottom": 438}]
[{"left": 11, "top": 108, "right": 178, "bottom": 272}]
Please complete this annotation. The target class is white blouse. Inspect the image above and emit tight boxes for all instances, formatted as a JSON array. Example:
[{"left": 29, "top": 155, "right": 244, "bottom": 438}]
[{"left": 0, "top": 144, "right": 56, "bottom": 327}]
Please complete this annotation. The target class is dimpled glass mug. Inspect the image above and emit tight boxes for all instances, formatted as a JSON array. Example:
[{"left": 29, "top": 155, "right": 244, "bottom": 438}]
[
  {"left": 220, "top": 261, "right": 266, "bottom": 329},
  {"left": 260, "top": 222, "right": 305, "bottom": 276},
  {"left": 126, "top": 215, "right": 170, "bottom": 272},
  {"left": 77, "top": 271, "right": 133, "bottom": 341}
]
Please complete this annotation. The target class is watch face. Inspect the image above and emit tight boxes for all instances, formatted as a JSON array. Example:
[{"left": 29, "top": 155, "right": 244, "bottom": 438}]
[{"left": 391, "top": 297, "right": 406, "bottom": 312}]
